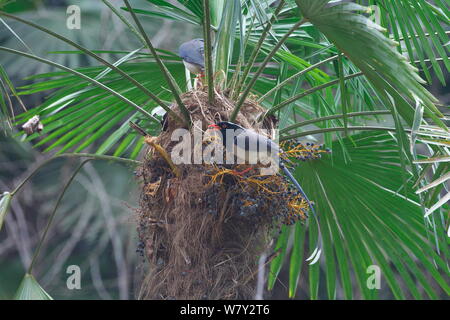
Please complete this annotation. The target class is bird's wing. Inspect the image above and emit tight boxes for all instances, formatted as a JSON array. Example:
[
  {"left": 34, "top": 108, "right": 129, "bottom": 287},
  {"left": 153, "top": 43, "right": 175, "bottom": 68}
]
[
  {"left": 237, "top": 130, "right": 279, "bottom": 153},
  {"left": 233, "top": 130, "right": 280, "bottom": 163}
]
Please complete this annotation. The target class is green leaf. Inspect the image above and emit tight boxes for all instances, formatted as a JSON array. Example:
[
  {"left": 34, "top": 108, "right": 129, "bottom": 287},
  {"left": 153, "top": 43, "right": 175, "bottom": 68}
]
[
  {"left": 308, "top": 215, "right": 320, "bottom": 299},
  {"left": 0, "top": 16, "right": 32, "bottom": 52},
  {"left": 214, "top": 0, "right": 241, "bottom": 84},
  {"left": 123, "top": 0, "right": 190, "bottom": 124},
  {"left": 288, "top": 222, "right": 306, "bottom": 298},
  {"left": 424, "top": 192, "right": 450, "bottom": 218},
  {"left": 14, "top": 274, "right": 53, "bottom": 300},
  {"left": 121, "top": 7, "right": 200, "bottom": 26},
  {"left": 337, "top": 53, "right": 349, "bottom": 136},
  {"left": 0, "top": 191, "right": 12, "bottom": 232},
  {"left": 14, "top": 62, "right": 185, "bottom": 155},
  {"left": 267, "top": 224, "right": 290, "bottom": 290},
  {"left": 295, "top": 1, "right": 445, "bottom": 130},
  {"left": 281, "top": 131, "right": 450, "bottom": 299},
  {"left": 385, "top": 0, "right": 450, "bottom": 85},
  {"left": 202, "top": 0, "right": 215, "bottom": 103}
]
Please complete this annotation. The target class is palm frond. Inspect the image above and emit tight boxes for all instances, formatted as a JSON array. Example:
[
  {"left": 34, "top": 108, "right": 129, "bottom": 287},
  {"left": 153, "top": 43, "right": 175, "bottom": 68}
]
[
  {"left": 213, "top": 0, "right": 241, "bottom": 88},
  {"left": 14, "top": 274, "right": 53, "bottom": 300},
  {"left": 0, "top": 11, "right": 184, "bottom": 125},
  {"left": 378, "top": 0, "right": 450, "bottom": 85},
  {"left": 269, "top": 131, "right": 450, "bottom": 299},
  {"left": 294, "top": 1, "right": 445, "bottom": 129},
  {"left": 0, "top": 63, "right": 26, "bottom": 134},
  {"left": 232, "top": 18, "right": 306, "bottom": 120},
  {"left": 13, "top": 60, "right": 185, "bottom": 157},
  {"left": 413, "top": 124, "right": 450, "bottom": 218},
  {"left": 1, "top": 0, "right": 448, "bottom": 300},
  {"left": 0, "top": 2, "right": 147, "bottom": 76},
  {"left": 123, "top": 0, "right": 190, "bottom": 125}
]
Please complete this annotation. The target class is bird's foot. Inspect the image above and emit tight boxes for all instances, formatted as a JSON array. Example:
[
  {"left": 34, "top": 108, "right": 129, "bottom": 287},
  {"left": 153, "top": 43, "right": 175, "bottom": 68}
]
[{"left": 194, "top": 73, "right": 206, "bottom": 90}]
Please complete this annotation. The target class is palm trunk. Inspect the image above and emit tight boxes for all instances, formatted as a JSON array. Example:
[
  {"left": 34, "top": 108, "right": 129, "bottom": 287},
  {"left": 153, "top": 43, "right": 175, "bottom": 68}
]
[{"left": 136, "top": 88, "right": 277, "bottom": 300}]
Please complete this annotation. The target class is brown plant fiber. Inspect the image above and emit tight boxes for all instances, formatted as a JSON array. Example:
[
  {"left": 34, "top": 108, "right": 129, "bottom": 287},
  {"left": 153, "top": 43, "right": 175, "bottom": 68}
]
[{"left": 137, "top": 88, "right": 280, "bottom": 300}]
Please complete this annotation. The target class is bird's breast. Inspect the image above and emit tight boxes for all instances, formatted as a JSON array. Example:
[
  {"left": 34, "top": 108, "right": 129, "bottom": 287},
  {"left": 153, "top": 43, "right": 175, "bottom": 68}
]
[{"left": 183, "top": 61, "right": 203, "bottom": 74}]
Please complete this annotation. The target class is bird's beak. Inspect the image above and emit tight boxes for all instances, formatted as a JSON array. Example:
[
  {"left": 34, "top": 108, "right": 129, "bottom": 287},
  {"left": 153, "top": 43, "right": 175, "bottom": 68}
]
[{"left": 208, "top": 124, "right": 220, "bottom": 130}]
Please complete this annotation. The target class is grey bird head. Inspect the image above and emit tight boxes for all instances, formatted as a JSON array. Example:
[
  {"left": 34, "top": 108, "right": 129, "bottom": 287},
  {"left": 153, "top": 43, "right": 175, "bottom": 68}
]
[{"left": 179, "top": 38, "right": 205, "bottom": 75}]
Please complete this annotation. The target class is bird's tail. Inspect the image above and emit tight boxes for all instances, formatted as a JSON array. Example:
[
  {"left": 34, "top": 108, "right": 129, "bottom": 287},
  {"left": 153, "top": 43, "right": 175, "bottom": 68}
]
[{"left": 280, "top": 162, "right": 322, "bottom": 265}]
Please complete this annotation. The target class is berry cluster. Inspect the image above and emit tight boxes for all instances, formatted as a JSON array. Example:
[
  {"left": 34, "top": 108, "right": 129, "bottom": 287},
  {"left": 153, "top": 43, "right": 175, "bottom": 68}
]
[
  {"left": 205, "top": 183, "right": 220, "bottom": 215},
  {"left": 230, "top": 188, "right": 262, "bottom": 218},
  {"left": 136, "top": 240, "right": 146, "bottom": 257},
  {"left": 281, "top": 140, "right": 331, "bottom": 162},
  {"left": 203, "top": 168, "right": 309, "bottom": 226}
]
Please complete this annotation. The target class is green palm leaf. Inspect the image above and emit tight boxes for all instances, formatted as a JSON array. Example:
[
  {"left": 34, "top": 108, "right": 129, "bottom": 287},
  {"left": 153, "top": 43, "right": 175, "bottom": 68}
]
[
  {"left": 378, "top": 0, "right": 450, "bottom": 85},
  {"left": 269, "top": 131, "right": 450, "bottom": 299},
  {"left": 14, "top": 61, "right": 186, "bottom": 157},
  {"left": 1, "top": 0, "right": 448, "bottom": 300},
  {"left": 0, "top": 63, "right": 26, "bottom": 133},
  {"left": 14, "top": 274, "right": 53, "bottom": 300},
  {"left": 0, "top": 191, "right": 12, "bottom": 232},
  {"left": 294, "top": 1, "right": 445, "bottom": 128}
]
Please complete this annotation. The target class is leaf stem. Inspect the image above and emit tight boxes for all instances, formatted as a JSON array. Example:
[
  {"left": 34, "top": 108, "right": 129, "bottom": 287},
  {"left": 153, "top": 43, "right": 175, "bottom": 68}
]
[
  {"left": 229, "top": 14, "right": 256, "bottom": 96},
  {"left": 231, "top": 18, "right": 306, "bottom": 122},
  {"left": 262, "top": 72, "right": 364, "bottom": 120},
  {"left": 0, "top": 46, "right": 161, "bottom": 124},
  {"left": 11, "top": 153, "right": 140, "bottom": 196},
  {"left": 280, "top": 126, "right": 412, "bottom": 142},
  {"left": 258, "top": 54, "right": 340, "bottom": 102},
  {"left": 0, "top": 11, "right": 185, "bottom": 126},
  {"left": 100, "top": 0, "right": 146, "bottom": 44},
  {"left": 338, "top": 52, "right": 349, "bottom": 136},
  {"left": 232, "top": 0, "right": 286, "bottom": 101},
  {"left": 280, "top": 111, "right": 392, "bottom": 134},
  {"left": 27, "top": 160, "right": 91, "bottom": 274},
  {"left": 202, "top": 0, "right": 214, "bottom": 104},
  {"left": 123, "top": 0, "right": 191, "bottom": 126}
]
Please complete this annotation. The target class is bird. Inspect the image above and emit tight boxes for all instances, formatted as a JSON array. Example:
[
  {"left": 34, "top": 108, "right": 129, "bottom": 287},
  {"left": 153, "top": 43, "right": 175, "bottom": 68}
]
[
  {"left": 179, "top": 39, "right": 205, "bottom": 77},
  {"left": 208, "top": 121, "right": 278, "bottom": 171},
  {"left": 208, "top": 121, "right": 322, "bottom": 264}
]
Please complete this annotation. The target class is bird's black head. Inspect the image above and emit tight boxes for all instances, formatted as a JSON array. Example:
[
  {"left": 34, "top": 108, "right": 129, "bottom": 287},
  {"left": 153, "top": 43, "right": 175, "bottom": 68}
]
[
  {"left": 208, "top": 122, "right": 244, "bottom": 147},
  {"left": 209, "top": 121, "right": 243, "bottom": 131}
]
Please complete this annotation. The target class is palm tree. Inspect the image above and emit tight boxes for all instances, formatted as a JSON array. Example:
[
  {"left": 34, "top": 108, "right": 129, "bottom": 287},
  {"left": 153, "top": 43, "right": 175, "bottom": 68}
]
[{"left": 0, "top": 0, "right": 448, "bottom": 299}]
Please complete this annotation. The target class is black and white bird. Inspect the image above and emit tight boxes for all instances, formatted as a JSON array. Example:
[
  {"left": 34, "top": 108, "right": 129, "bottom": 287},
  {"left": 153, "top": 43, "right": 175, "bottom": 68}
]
[
  {"left": 209, "top": 121, "right": 279, "bottom": 170},
  {"left": 179, "top": 38, "right": 205, "bottom": 76},
  {"left": 209, "top": 121, "right": 322, "bottom": 264}
]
